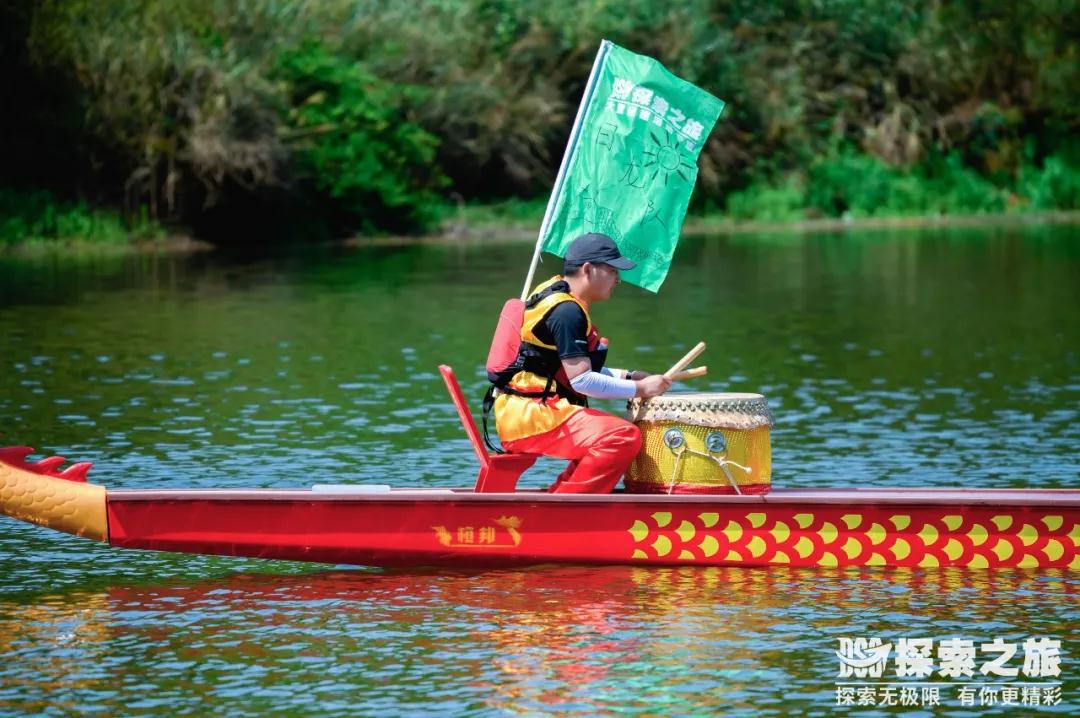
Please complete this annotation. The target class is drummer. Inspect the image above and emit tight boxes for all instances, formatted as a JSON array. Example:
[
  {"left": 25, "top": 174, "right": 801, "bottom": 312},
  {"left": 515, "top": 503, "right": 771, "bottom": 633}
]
[{"left": 490, "top": 233, "right": 672, "bottom": 493}]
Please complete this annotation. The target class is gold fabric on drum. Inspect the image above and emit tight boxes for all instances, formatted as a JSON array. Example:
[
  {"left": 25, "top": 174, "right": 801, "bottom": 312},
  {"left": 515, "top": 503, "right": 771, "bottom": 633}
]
[{"left": 624, "top": 393, "right": 774, "bottom": 494}]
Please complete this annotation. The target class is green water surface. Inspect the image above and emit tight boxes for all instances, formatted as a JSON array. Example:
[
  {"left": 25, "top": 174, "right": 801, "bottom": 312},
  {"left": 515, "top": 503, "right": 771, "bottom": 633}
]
[{"left": 0, "top": 225, "right": 1077, "bottom": 716}]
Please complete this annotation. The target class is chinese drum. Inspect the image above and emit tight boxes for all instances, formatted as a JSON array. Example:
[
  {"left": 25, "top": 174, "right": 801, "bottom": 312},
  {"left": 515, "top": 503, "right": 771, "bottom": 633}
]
[{"left": 624, "top": 393, "right": 774, "bottom": 495}]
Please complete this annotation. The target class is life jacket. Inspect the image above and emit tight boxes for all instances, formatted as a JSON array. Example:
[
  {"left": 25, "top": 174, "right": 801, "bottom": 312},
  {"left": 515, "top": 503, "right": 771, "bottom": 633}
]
[
  {"left": 484, "top": 276, "right": 608, "bottom": 446},
  {"left": 485, "top": 298, "right": 525, "bottom": 380}
]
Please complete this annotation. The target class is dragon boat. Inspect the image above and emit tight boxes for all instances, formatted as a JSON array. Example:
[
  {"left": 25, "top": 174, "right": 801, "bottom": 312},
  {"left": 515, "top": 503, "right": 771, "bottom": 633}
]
[{"left": 3, "top": 366, "right": 1078, "bottom": 571}]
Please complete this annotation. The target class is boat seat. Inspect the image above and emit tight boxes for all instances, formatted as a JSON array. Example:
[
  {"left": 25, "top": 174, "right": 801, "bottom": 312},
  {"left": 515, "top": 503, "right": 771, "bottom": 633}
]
[{"left": 438, "top": 364, "right": 537, "bottom": 493}]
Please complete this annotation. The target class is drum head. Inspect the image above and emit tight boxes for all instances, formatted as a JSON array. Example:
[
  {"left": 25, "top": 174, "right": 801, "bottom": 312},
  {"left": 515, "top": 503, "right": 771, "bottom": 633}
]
[{"left": 626, "top": 392, "right": 774, "bottom": 430}]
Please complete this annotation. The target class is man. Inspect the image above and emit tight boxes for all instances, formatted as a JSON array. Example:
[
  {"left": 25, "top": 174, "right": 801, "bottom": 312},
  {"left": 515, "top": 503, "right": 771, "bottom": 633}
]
[{"left": 490, "top": 232, "right": 671, "bottom": 493}]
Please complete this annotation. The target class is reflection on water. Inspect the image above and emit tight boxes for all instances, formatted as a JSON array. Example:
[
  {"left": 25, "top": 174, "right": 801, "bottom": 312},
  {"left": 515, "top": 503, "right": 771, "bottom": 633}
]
[
  {"left": 1, "top": 224, "right": 1078, "bottom": 714},
  {"left": 1, "top": 567, "right": 1076, "bottom": 716}
]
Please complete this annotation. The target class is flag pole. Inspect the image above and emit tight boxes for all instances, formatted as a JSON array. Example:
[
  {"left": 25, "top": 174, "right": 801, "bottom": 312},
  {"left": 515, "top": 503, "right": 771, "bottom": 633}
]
[{"left": 520, "top": 40, "right": 612, "bottom": 301}]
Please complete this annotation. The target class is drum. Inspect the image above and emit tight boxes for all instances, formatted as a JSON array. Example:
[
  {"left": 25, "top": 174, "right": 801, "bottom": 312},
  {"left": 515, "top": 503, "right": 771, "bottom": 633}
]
[{"left": 624, "top": 393, "right": 774, "bottom": 495}]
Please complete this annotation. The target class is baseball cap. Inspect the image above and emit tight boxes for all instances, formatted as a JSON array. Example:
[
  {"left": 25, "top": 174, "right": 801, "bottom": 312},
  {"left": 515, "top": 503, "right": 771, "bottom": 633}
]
[{"left": 562, "top": 233, "right": 636, "bottom": 270}]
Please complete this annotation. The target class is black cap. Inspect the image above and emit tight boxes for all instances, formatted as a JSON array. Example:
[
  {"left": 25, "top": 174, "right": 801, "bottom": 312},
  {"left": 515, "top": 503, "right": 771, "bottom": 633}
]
[{"left": 563, "top": 233, "right": 636, "bottom": 270}]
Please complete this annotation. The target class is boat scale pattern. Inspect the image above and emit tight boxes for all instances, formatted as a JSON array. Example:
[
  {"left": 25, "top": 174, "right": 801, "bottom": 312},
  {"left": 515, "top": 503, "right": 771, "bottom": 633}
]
[{"left": 627, "top": 507, "right": 1080, "bottom": 569}]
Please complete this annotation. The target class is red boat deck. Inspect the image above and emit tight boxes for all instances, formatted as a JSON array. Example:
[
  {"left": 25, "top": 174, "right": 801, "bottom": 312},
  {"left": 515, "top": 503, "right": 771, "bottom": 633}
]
[{"left": 107, "top": 486, "right": 1080, "bottom": 506}]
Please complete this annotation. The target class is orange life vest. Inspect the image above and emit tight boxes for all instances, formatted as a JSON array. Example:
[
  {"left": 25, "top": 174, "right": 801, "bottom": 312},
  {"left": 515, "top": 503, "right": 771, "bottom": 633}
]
[{"left": 491, "top": 276, "right": 607, "bottom": 443}]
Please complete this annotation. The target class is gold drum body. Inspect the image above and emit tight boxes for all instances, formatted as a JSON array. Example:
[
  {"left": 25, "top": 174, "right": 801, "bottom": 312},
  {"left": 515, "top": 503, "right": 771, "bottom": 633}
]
[{"left": 624, "top": 392, "right": 774, "bottom": 495}]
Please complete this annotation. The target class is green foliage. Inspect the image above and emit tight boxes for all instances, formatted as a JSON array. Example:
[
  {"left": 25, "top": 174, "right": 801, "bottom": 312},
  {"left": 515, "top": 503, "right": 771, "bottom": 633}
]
[
  {"left": 439, "top": 197, "right": 548, "bottom": 232},
  {"left": 725, "top": 178, "right": 807, "bottom": 222},
  {"left": 0, "top": 189, "right": 160, "bottom": 245},
  {"left": 276, "top": 44, "right": 445, "bottom": 232},
  {"left": 806, "top": 149, "right": 1008, "bottom": 217},
  {"left": 26, "top": 0, "right": 298, "bottom": 220},
  {"left": 338, "top": 0, "right": 1079, "bottom": 204},
  {"left": 725, "top": 147, "right": 1080, "bottom": 221},
  {"left": 1018, "top": 154, "right": 1080, "bottom": 211},
  {"left": 3, "top": 0, "right": 1078, "bottom": 242}
]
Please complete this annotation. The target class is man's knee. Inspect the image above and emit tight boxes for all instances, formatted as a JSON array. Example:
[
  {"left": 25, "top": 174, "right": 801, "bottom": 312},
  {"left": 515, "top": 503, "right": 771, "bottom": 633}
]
[{"left": 606, "top": 420, "right": 641, "bottom": 454}]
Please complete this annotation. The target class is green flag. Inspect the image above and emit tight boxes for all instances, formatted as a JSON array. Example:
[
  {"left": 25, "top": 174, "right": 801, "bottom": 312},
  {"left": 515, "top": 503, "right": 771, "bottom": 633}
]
[{"left": 539, "top": 41, "right": 725, "bottom": 292}]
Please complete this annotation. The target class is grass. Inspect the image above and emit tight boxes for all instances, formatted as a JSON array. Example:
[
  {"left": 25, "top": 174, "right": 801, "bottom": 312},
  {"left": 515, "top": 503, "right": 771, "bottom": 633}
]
[
  {"left": 436, "top": 197, "right": 550, "bottom": 234},
  {"left": 0, "top": 189, "right": 163, "bottom": 246},
  {"left": 439, "top": 150, "right": 1080, "bottom": 235}
]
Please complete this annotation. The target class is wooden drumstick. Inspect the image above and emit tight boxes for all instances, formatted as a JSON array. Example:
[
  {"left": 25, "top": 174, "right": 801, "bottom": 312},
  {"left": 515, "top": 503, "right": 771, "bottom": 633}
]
[
  {"left": 664, "top": 341, "right": 706, "bottom": 379},
  {"left": 669, "top": 366, "right": 707, "bottom": 382}
]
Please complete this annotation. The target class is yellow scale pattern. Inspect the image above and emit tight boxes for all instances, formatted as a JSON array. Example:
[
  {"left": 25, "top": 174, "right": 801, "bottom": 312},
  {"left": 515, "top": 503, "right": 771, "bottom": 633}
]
[
  {"left": 0, "top": 462, "right": 107, "bottom": 541},
  {"left": 628, "top": 508, "right": 1080, "bottom": 570}
]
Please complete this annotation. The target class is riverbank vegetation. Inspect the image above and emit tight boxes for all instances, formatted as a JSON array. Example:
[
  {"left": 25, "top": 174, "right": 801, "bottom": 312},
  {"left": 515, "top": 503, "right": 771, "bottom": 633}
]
[
  {"left": 0, "top": 189, "right": 161, "bottom": 245},
  {"left": 2, "top": 0, "right": 1077, "bottom": 244}
]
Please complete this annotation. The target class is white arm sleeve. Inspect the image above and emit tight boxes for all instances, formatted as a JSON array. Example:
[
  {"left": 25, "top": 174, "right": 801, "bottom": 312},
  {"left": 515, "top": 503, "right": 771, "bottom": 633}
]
[
  {"left": 570, "top": 370, "right": 637, "bottom": 400},
  {"left": 600, "top": 367, "right": 629, "bottom": 379}
]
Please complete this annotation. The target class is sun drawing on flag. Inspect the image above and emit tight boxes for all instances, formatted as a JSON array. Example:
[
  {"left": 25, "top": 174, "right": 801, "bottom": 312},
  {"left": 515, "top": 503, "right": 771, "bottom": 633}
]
[{"left": 642, "top": 130, "right": 695, "bottom": 185}]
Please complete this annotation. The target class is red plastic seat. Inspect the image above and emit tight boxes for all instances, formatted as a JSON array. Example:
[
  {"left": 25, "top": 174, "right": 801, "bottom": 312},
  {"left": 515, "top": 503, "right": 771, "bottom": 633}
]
[{"left": 438, "top": 364, "right": 537, "bottom": 493}]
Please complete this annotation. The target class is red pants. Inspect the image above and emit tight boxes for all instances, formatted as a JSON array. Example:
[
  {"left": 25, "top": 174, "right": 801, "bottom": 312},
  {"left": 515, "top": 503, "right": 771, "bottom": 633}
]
[{"left": 503, "top": 408, "right": 642, "bottom": 494}]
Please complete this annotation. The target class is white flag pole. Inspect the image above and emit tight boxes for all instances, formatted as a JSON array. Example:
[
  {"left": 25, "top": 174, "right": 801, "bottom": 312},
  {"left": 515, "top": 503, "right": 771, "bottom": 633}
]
[{"left": 519, "top": 40, "right": 612, "bottom": 301}]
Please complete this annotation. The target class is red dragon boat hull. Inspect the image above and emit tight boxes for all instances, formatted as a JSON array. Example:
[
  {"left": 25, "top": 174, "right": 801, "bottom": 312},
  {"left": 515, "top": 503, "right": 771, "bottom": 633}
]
[
  {"left": 2, "top": 447, "right": 1078, "bottom": 570},
  {"left": 106, "top": 487, "right": 1080, "bottom": 570}
]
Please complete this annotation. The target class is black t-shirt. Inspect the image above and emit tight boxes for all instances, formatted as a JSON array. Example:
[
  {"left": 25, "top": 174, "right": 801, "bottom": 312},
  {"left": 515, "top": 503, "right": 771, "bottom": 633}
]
[{"left": 532, "top": 301, "right": 590, "bottom": 359}]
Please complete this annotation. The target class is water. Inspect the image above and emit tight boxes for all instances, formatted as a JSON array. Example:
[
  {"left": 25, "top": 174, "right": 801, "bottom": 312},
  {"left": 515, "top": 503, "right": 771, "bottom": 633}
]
[{"left": 1, "top": 225, "right": 1078, "bottom": 715}]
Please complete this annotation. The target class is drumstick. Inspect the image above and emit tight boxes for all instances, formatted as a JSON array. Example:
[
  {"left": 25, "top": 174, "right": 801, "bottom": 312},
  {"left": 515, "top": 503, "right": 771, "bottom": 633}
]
[
  {"left": 663, "top": 341, "right": 706, "bottom": 379},
  {"left": 669, "top": 366, "right": 707, "bottom": 382}
]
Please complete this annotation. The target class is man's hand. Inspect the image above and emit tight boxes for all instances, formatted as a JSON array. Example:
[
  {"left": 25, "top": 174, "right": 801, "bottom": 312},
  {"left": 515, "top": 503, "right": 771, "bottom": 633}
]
[{"left": 635, "top": 374, "right": 672, "bottom": 398}]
